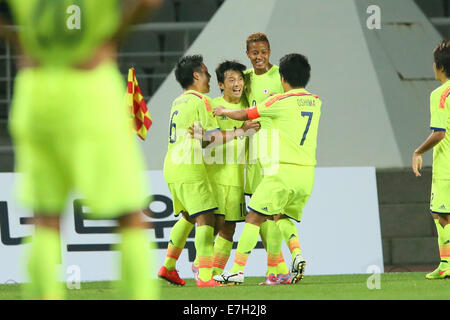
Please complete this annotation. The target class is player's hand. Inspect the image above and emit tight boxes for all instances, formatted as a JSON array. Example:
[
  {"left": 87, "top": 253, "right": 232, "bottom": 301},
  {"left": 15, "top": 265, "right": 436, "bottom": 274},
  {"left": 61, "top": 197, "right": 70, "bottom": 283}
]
[
  {"left": 241, "top": 120, "right": 260, "bottom": 135},
  {"left": 213, "top": 106, "right": 225, "bottom": 116},
  {"left": 412, "top": 151, "right": 423, "bottom": 177},
  {"left": 188, "top": 123, "right": 205, "bottom": 140}
]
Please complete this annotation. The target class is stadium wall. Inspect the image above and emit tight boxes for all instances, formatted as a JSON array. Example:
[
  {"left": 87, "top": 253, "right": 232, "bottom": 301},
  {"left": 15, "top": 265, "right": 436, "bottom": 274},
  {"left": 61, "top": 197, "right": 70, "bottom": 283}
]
[
  {"left": 142, "top": 0, "right": 443, "bottom": 170},
  {"left": 0, "top": 168, "right": 382, "bottom": 282}
]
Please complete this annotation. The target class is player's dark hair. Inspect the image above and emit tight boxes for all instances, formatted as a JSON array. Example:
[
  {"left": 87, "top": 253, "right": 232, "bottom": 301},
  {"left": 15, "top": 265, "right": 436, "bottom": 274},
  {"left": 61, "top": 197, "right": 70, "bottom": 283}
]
[
  {"left": 175, "top": 54, "right": 204, "bottom": 89},
  {"left": 246, "top": 32, "right": 270, "bottom": 51},
  {"left": 215, "top": 60, "right": 246, "bottom": 85},
  {"left": 434, "top": 40, "right": 450, "bottom": 78},
  {"left": 279, "top": 53, "right": 311, "bottom": 88}
]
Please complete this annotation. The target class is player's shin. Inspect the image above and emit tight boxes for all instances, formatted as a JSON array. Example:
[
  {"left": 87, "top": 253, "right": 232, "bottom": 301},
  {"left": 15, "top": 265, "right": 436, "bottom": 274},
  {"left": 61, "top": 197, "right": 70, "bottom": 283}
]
[
  {"left": 164, "top": 217, "right": 194, "bottom": 270},
  {"left": 195, "top": 225, "right": 215, "bottom": 282},
  {"left": 266, "top": 220, "right": 283, "bottom": 275},
  {"left": 441, "top": 223, "right": 450, "bottom": 268},
  {"left": 276, "top": 218, "right": 302, "bottom": 260},
  {"left": 25, "top": 226, "right": 64, "bottom": 300},
  {"left": 120, "top": 227, "right": 159, "bottom": 299},
  {"left": 213, "top": 236, "right": 233, "bottom": 276},
  {"left": 230, "top": 223, "right": 260, "bottom": 273}
]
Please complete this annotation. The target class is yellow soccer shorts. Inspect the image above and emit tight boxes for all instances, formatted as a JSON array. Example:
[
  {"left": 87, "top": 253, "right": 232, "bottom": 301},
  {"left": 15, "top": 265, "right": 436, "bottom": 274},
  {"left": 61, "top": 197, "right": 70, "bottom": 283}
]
[
  {"left": 9, "top": 61, "right": 148, "bottom": 218},
  {"left": 248, "top": 164, "right": 315, "bottom": 222},
  {"left": 211, "top": 182, "right": 246, "bottom": 222},
  {"left": 244, "top": 161, "right": 265, "bottom": 195},
  {"left": 430, "top": 178, "right": 450, "bottom": 214},
  {"left": 168, "top": 180, "right": 218, "bottom": 218}
]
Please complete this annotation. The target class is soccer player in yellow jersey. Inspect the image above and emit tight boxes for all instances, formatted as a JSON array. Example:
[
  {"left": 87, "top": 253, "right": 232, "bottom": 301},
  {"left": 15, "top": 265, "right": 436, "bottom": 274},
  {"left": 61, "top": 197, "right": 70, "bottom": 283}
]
[
  {"left": 159, "top": 55, "right": 259, "bottom": 287},
  {"left": 4, "top": 0, "right": 162, "bottom": 299},
  {"left": 412, "top": 40, "right": 450, "bottom": 279},
  {"left": 213, "top": 53, "right": 321, "bottom": 285},
  {"left": 243, "top": 32, "right": 292, "bottom": 282},
  {"left": 206, "top": 61, "right": 248, "bottom": 277}
]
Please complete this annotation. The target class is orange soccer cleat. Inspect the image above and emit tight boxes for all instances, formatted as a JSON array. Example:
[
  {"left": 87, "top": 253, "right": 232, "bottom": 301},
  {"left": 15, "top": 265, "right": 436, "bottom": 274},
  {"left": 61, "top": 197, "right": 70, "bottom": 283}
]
[{"left": 158, "top": 266, "right": 186, "bottom": 286}]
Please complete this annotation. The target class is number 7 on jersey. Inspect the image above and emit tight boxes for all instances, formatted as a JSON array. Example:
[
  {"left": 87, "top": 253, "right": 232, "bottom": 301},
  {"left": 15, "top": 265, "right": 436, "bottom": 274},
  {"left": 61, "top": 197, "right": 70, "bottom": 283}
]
[{"left": 300, "top": 111, "right": 313, "bottom": 146}]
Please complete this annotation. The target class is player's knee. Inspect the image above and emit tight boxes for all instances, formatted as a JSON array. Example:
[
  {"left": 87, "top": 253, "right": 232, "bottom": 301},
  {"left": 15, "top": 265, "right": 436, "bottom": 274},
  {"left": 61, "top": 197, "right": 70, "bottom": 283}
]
[
  {"left": 219, "top": 222, "right": 236, "bottom": 241},
  {"left": 245, "top": 210, "right": 266, "bottom": 226},
  {"left": 438, "top": 213, "right": 450, "bottom": 227},
  {"left": 195, "top": 210, "right": 216, "bottom": 227},
  {"left": 118, "top": 211, "right": 147, "bottom": 228},
  {"left": 181, "top": 211, "right": 195, "bottom": 224}
]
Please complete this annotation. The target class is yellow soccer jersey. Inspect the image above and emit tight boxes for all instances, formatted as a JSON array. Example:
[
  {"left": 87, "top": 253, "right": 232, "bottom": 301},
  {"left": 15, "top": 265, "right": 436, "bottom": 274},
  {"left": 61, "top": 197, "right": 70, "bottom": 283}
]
[
  {"left": 244, "top": 65, "right": 284, "bottom": 107},
  {"left": 163, "top": 90, "right": 219, "bottom": 183},
  {"left": 430, "top": 81, "right": 450, "bottom": 179},
  {"left": 246, "top": 88, "right": 322, "bottom": 166},
  {"left": 9, "top": 0, "right": 120, "bottom": 67},
  {"left": 244, "top": 65, "right": 284, "bottom": 164},
  {"left": 205, "top": 97, "right": 246, "bottom": 187}
]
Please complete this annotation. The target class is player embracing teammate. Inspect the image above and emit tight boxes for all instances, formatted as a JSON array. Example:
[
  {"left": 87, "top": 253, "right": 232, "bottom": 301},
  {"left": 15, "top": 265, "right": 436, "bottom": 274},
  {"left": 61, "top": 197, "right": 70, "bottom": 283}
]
[{"left": 159, "top": 33, "right": 321, "bottom": 286}]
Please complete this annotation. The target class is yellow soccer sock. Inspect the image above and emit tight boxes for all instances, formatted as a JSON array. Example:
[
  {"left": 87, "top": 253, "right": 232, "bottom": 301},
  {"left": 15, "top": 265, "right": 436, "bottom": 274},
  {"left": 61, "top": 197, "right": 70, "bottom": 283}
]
[
  {"left": 441, "top": 223, "right": 450, "bottom": 267},
  {"left": 120, "top": 228, "right": 160, "bottom": 300},
  {"left": 213, "top": 236, "right": 233, "bottom": 275},
  {"left": 164, "top": 217, "right": 194, "bottom": 271},
  {"left": 276, "top": 218, "right": 302, "bottom": 260},
  {"left": 266, "top": 220, "right": 282, "bottom": 275},
  {"left": 277, "top": 254, "right": 290, "bottom": 275},
  {"left": 25, "top": 226, "right": 64, "bottom": 300},
  {"left": 195, "top": 225, "right": 215, "bottom": 282},
  {"left": 259, "top": 220, "right": 269, "bottom": 249},
  {"left": 230, "top": 223, "right": 260, "bottom": 273}
]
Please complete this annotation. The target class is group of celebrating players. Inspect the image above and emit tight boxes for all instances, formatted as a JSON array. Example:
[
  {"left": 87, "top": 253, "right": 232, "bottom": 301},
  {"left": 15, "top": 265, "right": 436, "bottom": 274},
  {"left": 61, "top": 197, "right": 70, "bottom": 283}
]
[{"left": 158, "top": 32, "right": 322, "bottom": 287}]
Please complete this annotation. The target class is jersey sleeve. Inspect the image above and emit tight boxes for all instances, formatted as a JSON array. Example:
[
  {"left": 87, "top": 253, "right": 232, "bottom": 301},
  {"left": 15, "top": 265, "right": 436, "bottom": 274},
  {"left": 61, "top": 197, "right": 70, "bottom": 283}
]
[
  {"left": 198, "top": 96, "right": 220, "bottom": 133},
  {"left": 246, "top": 95, "right": 281, "bottom": 120},
  {"left": 430, "top": 89, "right": 449, "bottom": 131}
]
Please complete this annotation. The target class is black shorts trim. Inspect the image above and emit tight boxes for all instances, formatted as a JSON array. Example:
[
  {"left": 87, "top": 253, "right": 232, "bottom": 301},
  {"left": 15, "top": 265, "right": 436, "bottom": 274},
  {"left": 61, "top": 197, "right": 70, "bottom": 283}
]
[
  {"left": 430, "top": 210, "right": 450, "bottom": 215},
  {"left": 247, "top": 205, "right": 271, "bottom": 217},
  {"left": 190, "top": 207, "right": 218, "bottom": 218}
]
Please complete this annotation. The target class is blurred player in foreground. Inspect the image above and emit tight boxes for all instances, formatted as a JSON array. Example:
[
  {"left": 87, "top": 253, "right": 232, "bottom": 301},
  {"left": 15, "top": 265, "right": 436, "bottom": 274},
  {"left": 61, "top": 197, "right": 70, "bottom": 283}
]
[
  {"left": 4, "top": 0, "right": 162, "bottom": 299},
  {"left": 242, "top": 32, "right": 291, "bottom": 282},
  {"left": 159, "top": 55, "right": 259, "bottom": 286},
  {"left": 206, "top": 61, "right": 248, "bottom": 277},
  {"left": 412, "top": 40, "right": 450, "bottom": 279},
  {"left": 213, "top": 53, "right": 321, "bottom": 285}
]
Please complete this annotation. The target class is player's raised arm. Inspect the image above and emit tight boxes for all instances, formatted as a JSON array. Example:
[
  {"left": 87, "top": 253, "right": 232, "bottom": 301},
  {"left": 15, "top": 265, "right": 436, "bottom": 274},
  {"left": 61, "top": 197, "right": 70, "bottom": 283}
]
[
  {"left": 213, "top": 106, "right": 249, "bottom": 121},
  {"left": 190, "top": 120, "right": 260, "bottom": 147}
]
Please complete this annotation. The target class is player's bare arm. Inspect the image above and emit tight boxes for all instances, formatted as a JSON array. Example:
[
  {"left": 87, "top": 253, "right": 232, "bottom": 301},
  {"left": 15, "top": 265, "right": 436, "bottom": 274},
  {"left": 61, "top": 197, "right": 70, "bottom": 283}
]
[
  {"left": 412, "top": 130, "right": 446, "bottom": 177},
  {"left": 213, "top": 106, "right": 249, "bottom": 121},
  {"left": 189, "top": 120, "right": 260, "bottom": 147}
]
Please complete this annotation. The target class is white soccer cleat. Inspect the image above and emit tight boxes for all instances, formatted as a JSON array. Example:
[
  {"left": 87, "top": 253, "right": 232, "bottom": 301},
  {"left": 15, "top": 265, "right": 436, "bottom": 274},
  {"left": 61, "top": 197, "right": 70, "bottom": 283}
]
[
  {"left": 213, "top": 271, "right": 244, "bottom": 285},
  {"left": 290, "top": 254, "right": 306, "bottom": 284}
]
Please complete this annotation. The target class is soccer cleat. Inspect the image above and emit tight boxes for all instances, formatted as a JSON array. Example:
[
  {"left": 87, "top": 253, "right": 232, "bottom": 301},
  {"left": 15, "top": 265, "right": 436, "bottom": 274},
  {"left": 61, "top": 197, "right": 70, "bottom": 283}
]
[
  {"left": 213, "top": 271, "right": 244, "bottom": 285},
  {"left": 158, "top": 266, "right": 186, "bottom": 286},
  {"left": 425, "top": 264, "right": 450, "bottom": 280},
  {"left": 277, "top": 273, "right": 292, "bottom": 284},
  {"left": 196, "top": 278, "right": 222, "bottom": 287},
  {"left": 290, "top": 254, "right": 306, "bottom": 284},
  {"left": 192, "top": 263, "right": 199, "bottom": 281},
  {"left": 258, "top": 273, "right": 280, "bottom": 285}
]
